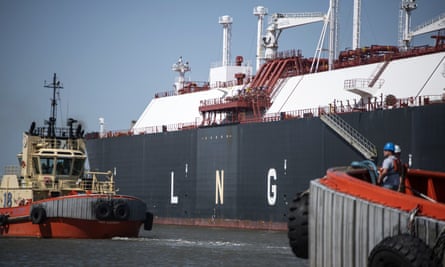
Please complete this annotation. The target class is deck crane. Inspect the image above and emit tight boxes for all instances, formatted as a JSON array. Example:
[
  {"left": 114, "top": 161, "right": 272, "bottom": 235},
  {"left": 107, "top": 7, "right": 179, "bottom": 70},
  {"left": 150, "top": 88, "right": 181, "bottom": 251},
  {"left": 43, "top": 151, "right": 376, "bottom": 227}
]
[
  {"left": 409, "top": 12, "right": 445, "bottom": 42},
  {"left": 399, "top": 0, "right": 445, "bottom": 49},
  {"left": 262, "top": 12, "right": 326, "bottom": 60}
]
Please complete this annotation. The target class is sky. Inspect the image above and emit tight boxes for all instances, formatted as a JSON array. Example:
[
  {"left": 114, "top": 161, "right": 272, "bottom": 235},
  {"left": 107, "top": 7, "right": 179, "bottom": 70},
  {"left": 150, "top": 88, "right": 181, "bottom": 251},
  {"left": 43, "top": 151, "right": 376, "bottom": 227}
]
[{"left": 0, "top": 0, "right": 444, "bottom": 170}]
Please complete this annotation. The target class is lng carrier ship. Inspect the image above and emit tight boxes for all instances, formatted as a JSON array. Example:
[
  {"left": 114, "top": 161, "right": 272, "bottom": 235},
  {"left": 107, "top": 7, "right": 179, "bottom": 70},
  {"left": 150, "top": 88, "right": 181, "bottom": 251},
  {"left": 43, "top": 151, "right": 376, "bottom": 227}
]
[{"left": 86, "top": 0, "right": 445, "bottom": 230}]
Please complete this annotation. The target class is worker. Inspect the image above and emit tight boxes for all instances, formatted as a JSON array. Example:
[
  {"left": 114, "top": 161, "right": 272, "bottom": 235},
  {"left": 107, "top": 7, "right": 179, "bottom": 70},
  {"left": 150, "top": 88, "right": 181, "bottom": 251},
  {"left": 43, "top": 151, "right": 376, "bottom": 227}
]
[{"left": 377, "top": 142, "right": 400, "bottom": 190}]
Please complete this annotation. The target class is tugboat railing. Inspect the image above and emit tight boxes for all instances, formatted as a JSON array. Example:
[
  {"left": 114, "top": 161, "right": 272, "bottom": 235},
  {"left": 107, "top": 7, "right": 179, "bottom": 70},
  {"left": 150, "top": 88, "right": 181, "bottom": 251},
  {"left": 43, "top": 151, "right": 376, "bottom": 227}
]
[{"left": 84, "top": 171, "right": 116, "bottom": 195}]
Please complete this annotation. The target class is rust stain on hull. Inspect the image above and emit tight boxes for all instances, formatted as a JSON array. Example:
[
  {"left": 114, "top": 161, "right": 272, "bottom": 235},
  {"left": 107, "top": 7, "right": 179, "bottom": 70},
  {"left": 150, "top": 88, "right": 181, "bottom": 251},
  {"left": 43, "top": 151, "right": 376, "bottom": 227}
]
[{"left": 154, "top": 217, "right": 287, "bottom": 231}]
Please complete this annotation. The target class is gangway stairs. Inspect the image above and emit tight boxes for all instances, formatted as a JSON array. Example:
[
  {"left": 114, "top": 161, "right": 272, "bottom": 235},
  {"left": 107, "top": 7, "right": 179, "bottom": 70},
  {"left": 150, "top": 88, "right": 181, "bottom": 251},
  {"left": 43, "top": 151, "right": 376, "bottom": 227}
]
[{"left": 320, "top": 112, "right": 377, "bottom": 160}]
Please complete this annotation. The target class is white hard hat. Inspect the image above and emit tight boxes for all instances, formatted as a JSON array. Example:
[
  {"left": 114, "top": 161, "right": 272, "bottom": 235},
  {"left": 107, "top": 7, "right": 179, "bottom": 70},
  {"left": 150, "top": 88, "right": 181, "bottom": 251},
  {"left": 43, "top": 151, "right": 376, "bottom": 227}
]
[{"left": 394, "top": 145, "right": 401, "bottom": 153}]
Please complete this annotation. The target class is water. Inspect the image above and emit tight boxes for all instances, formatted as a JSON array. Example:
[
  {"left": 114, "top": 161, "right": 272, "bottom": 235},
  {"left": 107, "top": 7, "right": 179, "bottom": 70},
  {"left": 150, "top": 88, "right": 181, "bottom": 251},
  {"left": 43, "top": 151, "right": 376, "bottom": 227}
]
[{"left": 0, "top": 225, "right": 308, "bottom": 266}]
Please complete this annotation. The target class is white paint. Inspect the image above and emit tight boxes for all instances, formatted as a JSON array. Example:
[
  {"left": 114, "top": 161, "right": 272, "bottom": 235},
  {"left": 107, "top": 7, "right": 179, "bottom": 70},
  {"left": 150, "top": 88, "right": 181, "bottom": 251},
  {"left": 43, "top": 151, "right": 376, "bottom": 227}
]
[
  {"left": 170, "top": 171, "right": 178, "bottom": 204},
  {"left": 267, "top": 168, "right": 277, "bottom": 206},
  {"left": 215, "top": 170, "right": 224, "bottom": 205}
]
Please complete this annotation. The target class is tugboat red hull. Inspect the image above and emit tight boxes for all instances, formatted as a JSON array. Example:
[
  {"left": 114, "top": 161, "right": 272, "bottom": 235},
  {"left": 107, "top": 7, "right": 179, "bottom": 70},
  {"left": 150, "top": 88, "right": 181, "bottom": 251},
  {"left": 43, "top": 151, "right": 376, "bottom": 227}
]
[
  {"left": 0, "top": 217, "right": 142, "bottom": 238},
  {"left": 0, "top": 195, "right": 151, "bottom": 239}
]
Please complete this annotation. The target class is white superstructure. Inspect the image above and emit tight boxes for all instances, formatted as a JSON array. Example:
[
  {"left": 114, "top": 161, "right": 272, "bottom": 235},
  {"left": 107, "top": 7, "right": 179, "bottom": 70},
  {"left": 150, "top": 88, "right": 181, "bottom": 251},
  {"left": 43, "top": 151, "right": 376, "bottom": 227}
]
[
  {"left": 209, "top": 15, "right": 252, "bottom": 87},
  {"left": 266, "top": 52, "right": 445, "bottom": 115},
  {"left": 130, "top": 2, "right": 445, "bottom": 134}
]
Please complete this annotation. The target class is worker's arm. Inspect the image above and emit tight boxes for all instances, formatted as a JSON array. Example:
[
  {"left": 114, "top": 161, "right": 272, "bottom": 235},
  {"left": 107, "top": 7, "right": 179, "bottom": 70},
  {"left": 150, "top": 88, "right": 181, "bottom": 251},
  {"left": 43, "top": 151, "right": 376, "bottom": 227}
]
[{"left": 377, "top": 168, "right": 388, "bottom": 185}]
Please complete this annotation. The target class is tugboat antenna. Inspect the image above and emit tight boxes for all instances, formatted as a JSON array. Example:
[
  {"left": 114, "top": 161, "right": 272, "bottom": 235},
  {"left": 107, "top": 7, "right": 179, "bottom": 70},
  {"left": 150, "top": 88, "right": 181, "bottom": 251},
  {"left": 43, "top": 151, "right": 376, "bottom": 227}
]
[{"left": 44, "top": 73, "right": 63, "bottom": 137}]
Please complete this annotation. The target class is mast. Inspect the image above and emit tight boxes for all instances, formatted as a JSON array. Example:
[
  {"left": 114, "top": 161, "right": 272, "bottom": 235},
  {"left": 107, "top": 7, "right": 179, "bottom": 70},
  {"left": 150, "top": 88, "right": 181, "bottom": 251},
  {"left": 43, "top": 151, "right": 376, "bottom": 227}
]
[
  {"left": 253, "top": 6, "right": 268, "bottom": 72},
  {"left": 399, "top": 0, "right": 417, "bottom": 50},
  {"left": 44, "top": 73, "right": 63, "bottom": 137},
  {"left": 352, "top": 0, "right": 361, "bottom": 50},
  {"left": 172, "top": 57, "right": 191, "bottom": 92},
  {"left": 328, "top": 0, "right": 339, "bottom": 70},
  {"left": 219, "top": 15, "right": 233, "bottom": 66}
]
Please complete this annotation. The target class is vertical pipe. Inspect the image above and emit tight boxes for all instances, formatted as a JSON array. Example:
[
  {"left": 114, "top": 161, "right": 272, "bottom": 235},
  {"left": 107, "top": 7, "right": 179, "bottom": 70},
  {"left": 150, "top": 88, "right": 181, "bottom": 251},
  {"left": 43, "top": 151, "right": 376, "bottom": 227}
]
[
  {"left": 256, "top": 15, "right": 263, "bottom": 71},
  {"left": 352, "top": 0, "right": 361, "bottom": 50},
  {"left": 219, "top": 15, "right": 233, "bottom": 66},
  {"left": 328, "top": 0, "right": 338, "bottom": 70},
  {"left": 253, "top": 6, "right": 268, "bottom": 72}
]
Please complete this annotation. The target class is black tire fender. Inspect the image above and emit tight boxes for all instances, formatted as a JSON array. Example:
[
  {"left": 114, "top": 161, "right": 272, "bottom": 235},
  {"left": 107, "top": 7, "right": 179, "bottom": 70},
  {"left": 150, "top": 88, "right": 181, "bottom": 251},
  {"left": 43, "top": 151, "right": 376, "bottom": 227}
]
[
  {"left": 0, "top": 214, "right": 8, "bottom": 226},
  {"left": 31, "top": 206, "right": 47, "bottom": 224},
  {"left": 113, "top": 202, "right": 130, "bottom": 220},
  {"left": 287, "top": 191, "right": 309, "bottom": 259},
  {"left": 433, "top": 228, "right": 445, "bottom": 266},
  {"left": 95, "top": 201, "right": 113, "bottom": 220},
  {"left": 144, "top": 212, "right": 153, "bottom": 231},
  {"left": 368, "top": 234, "right": 440, "bottom": 267}
]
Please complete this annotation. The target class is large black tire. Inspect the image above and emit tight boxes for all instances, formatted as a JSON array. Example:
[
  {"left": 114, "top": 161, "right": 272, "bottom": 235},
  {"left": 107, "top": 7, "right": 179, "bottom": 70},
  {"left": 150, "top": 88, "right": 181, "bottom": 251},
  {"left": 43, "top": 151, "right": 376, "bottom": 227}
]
[
  {"left": 433, "top": 228, "right": 445, "bottom": 266},
  {"left": 0, "top": 214, "right": 7, "bottom": 226},
  {"left": 287, "top": 191, "right": 309, "bottom": 259},
  {"left": 30, "top": 206, "right": 46, "bottom": 224},
  {"left": 144, "top": 212, "right": 154, "bottom": 231},
  {"left": 368, "top": 234, "right": 440, "bottom": 267},
  {"left": 95, "top": 201, "right": 113, "bottom": 220},
  {"left": 113, "top": 202, "right": 130, "bottom": 220}
]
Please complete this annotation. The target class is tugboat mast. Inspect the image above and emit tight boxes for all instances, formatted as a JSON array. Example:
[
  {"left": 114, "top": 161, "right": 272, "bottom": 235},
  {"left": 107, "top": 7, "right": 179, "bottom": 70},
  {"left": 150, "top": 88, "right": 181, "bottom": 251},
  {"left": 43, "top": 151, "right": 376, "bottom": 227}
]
[{"left": 44, "top": 73, "right": 63, "bottom": 137}]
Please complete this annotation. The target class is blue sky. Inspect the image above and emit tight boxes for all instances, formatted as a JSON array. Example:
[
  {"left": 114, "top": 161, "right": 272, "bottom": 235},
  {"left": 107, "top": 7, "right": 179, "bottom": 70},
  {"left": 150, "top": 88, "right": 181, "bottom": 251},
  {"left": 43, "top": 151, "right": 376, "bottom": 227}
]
[{"left": 0, "top": 0, "right": 443, "bottom": 169}]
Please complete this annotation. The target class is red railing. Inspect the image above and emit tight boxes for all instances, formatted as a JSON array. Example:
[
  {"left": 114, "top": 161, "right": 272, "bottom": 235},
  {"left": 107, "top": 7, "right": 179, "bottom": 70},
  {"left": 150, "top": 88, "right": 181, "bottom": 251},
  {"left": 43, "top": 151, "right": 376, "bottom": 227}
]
[
  {"left": 152, "top": 43, "right": 445, "bottom": 101},
  {"left": 86, "top": 94, "right": 444, "bottom": 139}
]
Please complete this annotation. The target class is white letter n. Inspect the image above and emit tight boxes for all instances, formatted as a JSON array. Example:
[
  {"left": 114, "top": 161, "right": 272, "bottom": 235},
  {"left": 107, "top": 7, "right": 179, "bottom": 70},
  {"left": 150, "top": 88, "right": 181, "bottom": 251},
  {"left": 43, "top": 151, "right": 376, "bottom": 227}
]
[{"left": 215, "top": 170, "right": 224, "bottom": 205}]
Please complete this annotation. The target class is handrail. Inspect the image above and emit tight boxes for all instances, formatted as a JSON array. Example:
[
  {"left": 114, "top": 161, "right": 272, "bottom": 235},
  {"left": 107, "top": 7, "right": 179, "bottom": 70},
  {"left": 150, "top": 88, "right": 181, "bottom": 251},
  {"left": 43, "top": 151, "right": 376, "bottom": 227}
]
[
  {"left": 411, "top": 12, "right": 445, "bottom": 34},
  {"left": 153, "top": 45, "right": 445, "bottom": 100},
  {"left": 88, "top": 94, "right": 444, "bottom": 139},
  {"left": 321, "top": 113, "right": 377, "bottom": 159}
]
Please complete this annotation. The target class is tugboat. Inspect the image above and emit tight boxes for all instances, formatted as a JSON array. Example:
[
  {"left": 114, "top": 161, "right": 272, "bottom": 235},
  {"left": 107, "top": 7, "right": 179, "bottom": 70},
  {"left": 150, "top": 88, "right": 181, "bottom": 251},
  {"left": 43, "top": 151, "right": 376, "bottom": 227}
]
[
  {"left": 0, "top": 73, "right": 153, "bottom": 238},
  {"left": 288, "top": 157, "right": 445, "bottom": 266}
]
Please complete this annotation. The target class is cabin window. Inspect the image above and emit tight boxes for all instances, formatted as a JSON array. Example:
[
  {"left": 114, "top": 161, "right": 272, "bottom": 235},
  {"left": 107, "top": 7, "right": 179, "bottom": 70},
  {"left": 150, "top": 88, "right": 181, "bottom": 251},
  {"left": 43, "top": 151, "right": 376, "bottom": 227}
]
[
  {"left": 72, "top": 158, "right": 85, "bottom": 176},
  {"left": 56, "top": 158, "right": 72, "bottom": 175},
  {"left": 41, "top": 157, "right": 54, "bottom": 175},
  {"left": 33, "top": 157, "right": 40, "bottom": 174}
]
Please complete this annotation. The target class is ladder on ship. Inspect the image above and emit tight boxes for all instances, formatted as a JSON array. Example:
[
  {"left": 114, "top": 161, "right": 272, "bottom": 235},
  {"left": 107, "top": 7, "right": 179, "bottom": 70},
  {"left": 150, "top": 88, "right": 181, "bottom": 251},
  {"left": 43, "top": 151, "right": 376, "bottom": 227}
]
[
  {"left": 368, "top": 60, "right": 389, "bottom": 88},
  {"left": 320, "top": 112, "right": 377, "bottom": 160}
]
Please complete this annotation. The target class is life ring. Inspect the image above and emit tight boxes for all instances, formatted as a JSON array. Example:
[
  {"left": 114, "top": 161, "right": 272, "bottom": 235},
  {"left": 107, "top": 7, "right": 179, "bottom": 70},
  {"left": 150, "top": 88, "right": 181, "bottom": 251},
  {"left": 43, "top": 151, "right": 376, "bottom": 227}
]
[
  {"left": 368, "top": 234, "right": 440, "bottom": 266},
  {"left": 95, "top": 201, "right": 113, "bottom": 220},
  {"left": 287, "top": 191, "right": 309, "bottom": 259},
  {"left": 30, "top": 206, "right": 47, "bottom": 224},
  {"left": 113, "top": 202, "right": 130, "bottom": 220}
]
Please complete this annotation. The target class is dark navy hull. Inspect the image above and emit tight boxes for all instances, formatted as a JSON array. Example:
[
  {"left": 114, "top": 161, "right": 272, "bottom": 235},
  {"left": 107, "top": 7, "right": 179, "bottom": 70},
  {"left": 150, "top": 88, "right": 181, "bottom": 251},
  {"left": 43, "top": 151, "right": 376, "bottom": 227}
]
[{"left": 86, "top": 104, "right": 445, "bottom": 227}]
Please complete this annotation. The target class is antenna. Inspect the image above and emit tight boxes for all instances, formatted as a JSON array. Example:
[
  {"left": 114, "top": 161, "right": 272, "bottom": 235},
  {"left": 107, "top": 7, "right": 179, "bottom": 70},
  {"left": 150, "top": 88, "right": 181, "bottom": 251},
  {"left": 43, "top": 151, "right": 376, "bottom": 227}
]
[
  {"left": 44, "top": 73, "right": 63, "bottom": 137},
  {"left": 172, "top": 56, "right": 191, "bottom": 92}
]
